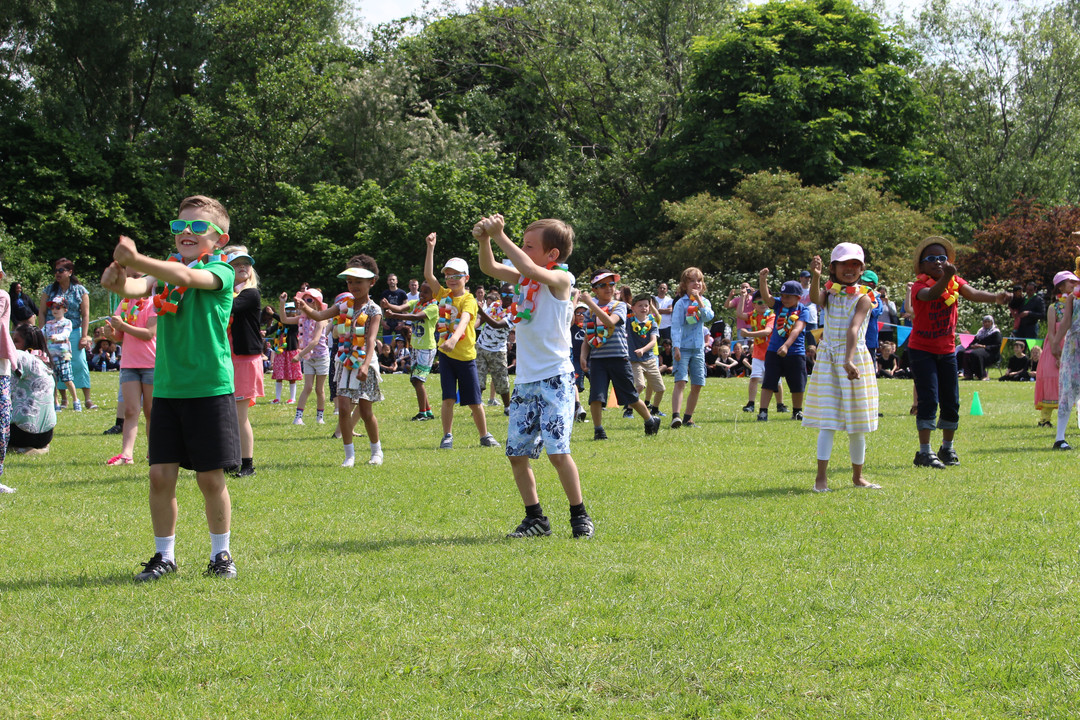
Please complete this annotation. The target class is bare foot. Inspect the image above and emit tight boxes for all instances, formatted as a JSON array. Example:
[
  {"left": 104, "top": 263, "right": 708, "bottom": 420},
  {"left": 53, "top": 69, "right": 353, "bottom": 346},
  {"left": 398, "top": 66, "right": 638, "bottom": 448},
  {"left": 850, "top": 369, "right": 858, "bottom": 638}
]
[
  {"left": 812, "top": 475, "right": 830, "bottom": 493},
  {"left": 853, "top": 477, "right": 882, "bottom": 489}
]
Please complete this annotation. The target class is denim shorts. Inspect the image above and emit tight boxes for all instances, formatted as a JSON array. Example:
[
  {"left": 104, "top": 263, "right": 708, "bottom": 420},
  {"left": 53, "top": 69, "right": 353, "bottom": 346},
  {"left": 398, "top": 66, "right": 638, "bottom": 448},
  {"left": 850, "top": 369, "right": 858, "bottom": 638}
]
[
  {"left": 119, "top": 367, "right": 154, "bottom": 385},
  {"left": 438, "top": 353, "right": 482, "bottom": 405},
  {"left": 506, "top": 372, "right": 575, "bottom": 458},
  {"left": 673, "top": 346, "right": 706, "bottom": 385}
]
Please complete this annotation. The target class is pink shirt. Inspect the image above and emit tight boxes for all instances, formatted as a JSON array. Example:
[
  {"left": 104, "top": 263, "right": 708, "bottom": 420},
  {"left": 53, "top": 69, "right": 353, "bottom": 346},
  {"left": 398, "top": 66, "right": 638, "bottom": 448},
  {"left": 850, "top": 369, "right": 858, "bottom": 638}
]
[{"left": 119, "top": 301, "right": 157, "bottom": 369}]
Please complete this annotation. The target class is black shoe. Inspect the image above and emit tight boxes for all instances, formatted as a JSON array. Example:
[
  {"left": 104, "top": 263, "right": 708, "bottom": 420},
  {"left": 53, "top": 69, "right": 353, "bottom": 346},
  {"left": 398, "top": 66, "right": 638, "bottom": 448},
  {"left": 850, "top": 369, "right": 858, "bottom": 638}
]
[
  {"left": 204, "top": 550, "right": 237, "bottom": 578},
  {"left": 507, "top": 515, "right": 552, "bottom": 538},
  {"left": 236, "top": 466, "right": 256, "bottom": 477},
  {"left": 594, "top": 427, "right": 608, "bottom": 440},
  {"left": 913, "top": 451, "right": 946, "bottom": 469},
  {"left": 571, "top": 513, "right": 595, "bottom": 539},
  {"left": 670, "top": 416, "right": 683, "bottom": 429},
  {"left": 937, "top": 446, "right": 959, "bottom": 466},
  {"left": 224, "top": 464, "right": 241, "bottom": 477},
  {"left": 742, "top": 402, "right": 755, "bottom": 413},
  {"left": 102, "top": 423, "right": 123, "bottom": 435},
  {"left": 756, "top": 410, "right": 768, "bottom": 422},
  {"left": 648, "top": 404, "right": 659, "bottom": 415},
  {"left": 776, "top": 403, "right": 789, "bottom": 413},
  {"left": 575, "top": 405, "right": 588, "bottom": 423},
  {"left": 792, "top": 410, "right": 804, "bottom": 421},
  {"left": 1038, "top": 420, "right": 1053, "bottom": 428},
  {"left": 683, "top": 419, "right": 698, "bottom": 428},
  {"left": 410, "top": 412, "right": 427, "bottom": 421},
  {"left": 622, "top": 406, "right": 634, "bottom": 419},
  {"left": 644, "top": 417, "right": 661, "bottom": 436},
  {"left": 1053, "top": 440, "right": 1072, "bottom": 450},
  {"left": 135, "top": 553, "right": 176, "bottom": 582}
]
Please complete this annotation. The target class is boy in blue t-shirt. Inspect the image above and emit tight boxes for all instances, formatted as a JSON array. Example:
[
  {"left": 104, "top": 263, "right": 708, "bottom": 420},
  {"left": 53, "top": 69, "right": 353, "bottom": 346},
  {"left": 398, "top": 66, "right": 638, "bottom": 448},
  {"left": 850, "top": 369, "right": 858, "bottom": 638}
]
[{"left": 757, "top": 269, "right": 809, "bottom": 422}]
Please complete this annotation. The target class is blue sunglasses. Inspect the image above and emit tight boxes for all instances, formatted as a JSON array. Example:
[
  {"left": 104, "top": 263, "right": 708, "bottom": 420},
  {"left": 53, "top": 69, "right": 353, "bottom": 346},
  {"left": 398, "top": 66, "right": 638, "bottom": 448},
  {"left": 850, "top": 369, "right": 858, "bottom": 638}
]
[{"left": 170, "top": 219, "right": 225, "bottom": 236}]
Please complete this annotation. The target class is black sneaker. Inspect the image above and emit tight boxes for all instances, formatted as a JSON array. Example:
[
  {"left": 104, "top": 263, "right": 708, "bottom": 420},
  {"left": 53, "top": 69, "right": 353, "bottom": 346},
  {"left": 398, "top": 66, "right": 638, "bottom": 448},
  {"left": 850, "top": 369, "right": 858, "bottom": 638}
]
[
  {"left": 648, "top": 404, "right": 659, "bottom": 415},
  {"left": 1038, "top": 420, "right": 1053, "bottom": 428},
  {"left": 236, "top": 466, "right": 256, "bottom": 477},
  {"left": 776, "top": 403, "right": 789, "bottom": 413},
  {"left": 102, "top": 423, "right": 123, "bottom": 435},
  {"left": 622, "top": 406, "right": 634, "bottom": 419},
  {"left": 1053, "top": 440, "right": 1073, "bottom": 450},
  {"left": 937, "top": 446, "right": 959, "bottom": 466},
  {"left": 742, "top": 402, "right": 755, "bottom": 413},
  {"left": 135, "top": 553, "right": 176, "bottom": 582},
  {"left": 507, "top": 515, "right": 552, "bottom": 538},
  {"left": 670, "top": 416, "right": 683, "bottom": 429},
  {"left": 757, "top": 410, "right": 768, "bottom": 422},
  {"left": 571, "top": 513, "right": 595, "bottom": 539},
  {"left": 410, "top": 412, "right": 427, "bottom": 421},
  {"left": 644, "top": 417, "right": 661, "bottom": 435},
  {"left": 792, "top": 410, "right": 804, "bottom": 421},
  {"left": 204, "top": 550, "right": 237, "bottom": 578},
  {"left": 913, "top": 451, "right": 946, "bottom": 469},
  {"left": 594, "top": 427, "right": 608, "bottom": 440}
]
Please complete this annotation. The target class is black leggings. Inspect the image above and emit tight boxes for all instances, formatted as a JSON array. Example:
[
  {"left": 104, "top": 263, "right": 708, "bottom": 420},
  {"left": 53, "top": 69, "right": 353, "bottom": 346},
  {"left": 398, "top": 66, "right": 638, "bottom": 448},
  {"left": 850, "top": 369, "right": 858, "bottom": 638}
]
[{"left": 9, "top": 425, "right": 52, "bottom": 449}]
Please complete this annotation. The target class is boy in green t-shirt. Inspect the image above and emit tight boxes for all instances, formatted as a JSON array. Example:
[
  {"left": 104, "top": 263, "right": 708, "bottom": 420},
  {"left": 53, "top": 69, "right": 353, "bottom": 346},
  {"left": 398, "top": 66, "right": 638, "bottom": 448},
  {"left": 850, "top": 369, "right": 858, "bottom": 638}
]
[
  {"left": 383, "top": 280, "right": 438, "bottom": 421},
  {"left": 100, "top": 195, "right": 241, "bottom": 582}
]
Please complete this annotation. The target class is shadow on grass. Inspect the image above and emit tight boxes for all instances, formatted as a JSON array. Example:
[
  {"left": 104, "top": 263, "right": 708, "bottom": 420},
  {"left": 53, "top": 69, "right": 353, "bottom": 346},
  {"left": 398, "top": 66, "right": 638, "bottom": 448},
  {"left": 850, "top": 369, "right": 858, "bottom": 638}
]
[
  {"left": 304, "top": 534, "right": 503, "bottom": 555},
  {"left": 0, "top": 571, "right": 136, "bottom": 593},
  {"left": 53, "top": 473, "right": 144, "bottom": 488},
  {"left": 677, "top": 485, "right": 811, "bottom": 502}
]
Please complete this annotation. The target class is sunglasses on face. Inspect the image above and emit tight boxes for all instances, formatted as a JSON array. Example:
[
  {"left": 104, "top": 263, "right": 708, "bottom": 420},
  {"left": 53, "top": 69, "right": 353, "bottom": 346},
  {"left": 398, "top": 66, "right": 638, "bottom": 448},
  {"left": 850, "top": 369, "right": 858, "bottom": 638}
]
[
  {"left": 922, "top": 254, "right": 948, "bottom": 264},
  {"left": 170, "top": 219, "right": 225, "bottom": 236},
  {"left": 54, "top": 268, "right": 68, "bottom": 274},
  {"left": 592, "top": 282, "right": 616, "bottom": 288},
  {"left": 753, "top": 300, "right": 765, "bottom": 306},
  {"left": 445, "top": 273, "right": 466, "bottom": 281}
]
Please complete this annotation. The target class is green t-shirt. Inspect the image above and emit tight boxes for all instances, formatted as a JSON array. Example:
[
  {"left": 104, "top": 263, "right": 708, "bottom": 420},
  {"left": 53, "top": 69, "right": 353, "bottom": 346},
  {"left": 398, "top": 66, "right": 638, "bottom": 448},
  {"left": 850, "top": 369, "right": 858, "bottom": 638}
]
[
  {"left": 407, "top": 299, "right": 440, "bottom": 351},
  {"left": 153, "top": 261, "right": 235, "bottom": 399}
]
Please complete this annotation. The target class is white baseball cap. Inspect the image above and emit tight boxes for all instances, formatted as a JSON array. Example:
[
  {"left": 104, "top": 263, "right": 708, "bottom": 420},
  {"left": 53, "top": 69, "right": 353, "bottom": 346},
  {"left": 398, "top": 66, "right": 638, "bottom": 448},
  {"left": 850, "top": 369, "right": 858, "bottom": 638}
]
[{"left": 442, "top": 258, "right": 469, "bottom": 275}]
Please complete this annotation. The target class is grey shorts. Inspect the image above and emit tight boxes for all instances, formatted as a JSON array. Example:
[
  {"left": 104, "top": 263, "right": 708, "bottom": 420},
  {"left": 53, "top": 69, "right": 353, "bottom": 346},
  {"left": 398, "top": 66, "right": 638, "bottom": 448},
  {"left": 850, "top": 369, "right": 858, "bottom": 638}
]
[
  {"left": 301, "top": 354, "right": 331, "bottom": 376},
  {"left": 119, "top": 367, "right": 155, "bottom": 385}
]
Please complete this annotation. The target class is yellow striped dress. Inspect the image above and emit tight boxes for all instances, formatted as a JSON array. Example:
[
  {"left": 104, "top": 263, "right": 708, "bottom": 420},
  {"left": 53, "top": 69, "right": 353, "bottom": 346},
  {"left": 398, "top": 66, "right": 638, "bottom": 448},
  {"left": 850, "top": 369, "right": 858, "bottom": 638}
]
[{"left": 802, "top": 289, "right": 879, "bottom": 433}]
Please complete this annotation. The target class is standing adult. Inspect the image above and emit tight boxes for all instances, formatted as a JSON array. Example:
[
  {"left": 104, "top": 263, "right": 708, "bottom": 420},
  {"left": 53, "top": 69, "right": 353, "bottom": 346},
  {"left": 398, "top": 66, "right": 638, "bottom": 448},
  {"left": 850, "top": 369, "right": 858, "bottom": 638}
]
[
  {"left": 380, "top": 273, "right": 409, "bottom": 336},
  {"left": 727, "top": 282, "right": 754, "bottom": 345},
  {"left": 1016, "top": 281, "right": 1045, "bottom": 339},
  {"left": 654, "top": 282, "right": 674, "bottom": 342},
  {"left": 405, "top": 278, "right": 420, "bottom": 303},
  {"left": 37, "top": 258, "right": 97, "bottom": 409},
  {"left": 9, "top": 282, "right": 38, "bottom": 326}
]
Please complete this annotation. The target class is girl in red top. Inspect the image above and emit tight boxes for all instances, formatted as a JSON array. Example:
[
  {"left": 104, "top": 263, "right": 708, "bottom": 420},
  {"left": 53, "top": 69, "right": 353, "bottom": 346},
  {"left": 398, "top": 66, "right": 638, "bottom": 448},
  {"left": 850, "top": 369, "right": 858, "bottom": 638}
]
[{"left": 909, "top": 236, "right": 1009, "bottom": 469}]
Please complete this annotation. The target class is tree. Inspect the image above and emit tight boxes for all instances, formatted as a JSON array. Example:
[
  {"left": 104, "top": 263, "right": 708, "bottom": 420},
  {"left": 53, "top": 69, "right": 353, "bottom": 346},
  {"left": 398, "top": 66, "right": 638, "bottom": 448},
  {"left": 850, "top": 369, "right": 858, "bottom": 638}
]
[
  {"left": 965, "top": 197, "right": 1080, "bottom": 286},
  {"left": 658, "top": 0, "right": 937, "bottom": 206}
]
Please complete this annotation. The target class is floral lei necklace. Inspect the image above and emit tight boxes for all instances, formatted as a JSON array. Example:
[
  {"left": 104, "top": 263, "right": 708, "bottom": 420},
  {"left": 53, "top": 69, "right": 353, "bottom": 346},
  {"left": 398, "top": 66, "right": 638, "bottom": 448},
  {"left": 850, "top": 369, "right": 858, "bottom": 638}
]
[
  {"left": 824, "top": 281, "right": 877, "bottom": 304},
  {"left": 585, "top": 302, "right": 616, "bottom": 347},
  {"left": 916, "top": 273, "right": 960, "bottom": 306},
  {"left": 776, "top": 305, "right": 800, "bottom": 338},
  {"left": 510, "top": 262, "right": 568, "bottom": 324},
  {"left": 630, "top": 315, "right": 654, "bottom": 338},
  {"left": 153, "top": 252, "right": 228, "bottom": 315}
]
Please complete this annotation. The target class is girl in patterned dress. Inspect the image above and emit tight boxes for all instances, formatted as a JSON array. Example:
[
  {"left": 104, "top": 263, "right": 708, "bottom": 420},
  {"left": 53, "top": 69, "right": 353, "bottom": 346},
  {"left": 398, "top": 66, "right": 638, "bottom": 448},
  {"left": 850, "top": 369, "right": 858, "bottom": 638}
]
[
  {"left": 1037, "top": 271, "right": 1073, "bottom": 430},
  {"left": 1052, "top": 266, "right": 1080, "bottom": 450},
  {"left": 802, "top": 243, "right": 881, "bottom": 492}
]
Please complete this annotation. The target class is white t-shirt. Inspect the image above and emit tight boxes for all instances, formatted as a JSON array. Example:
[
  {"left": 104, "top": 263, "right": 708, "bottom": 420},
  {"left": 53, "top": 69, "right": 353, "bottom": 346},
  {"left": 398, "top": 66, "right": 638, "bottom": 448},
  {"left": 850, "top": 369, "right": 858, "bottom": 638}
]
[
  {"left": 800, "top": 287, "right": 819, "bottom": 325},
  {"left": 655, "top": 295, "right": 674, "bottom": 330},
  {"left": 515, "top": 278, "right": 575, "bottom": 384}
]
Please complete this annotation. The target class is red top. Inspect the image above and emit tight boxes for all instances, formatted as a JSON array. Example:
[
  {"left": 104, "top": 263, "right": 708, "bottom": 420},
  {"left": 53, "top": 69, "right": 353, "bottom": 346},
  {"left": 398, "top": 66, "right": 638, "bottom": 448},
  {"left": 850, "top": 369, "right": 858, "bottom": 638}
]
[{"left": 910, "top": 274, "right": 968, "bottom": 354}]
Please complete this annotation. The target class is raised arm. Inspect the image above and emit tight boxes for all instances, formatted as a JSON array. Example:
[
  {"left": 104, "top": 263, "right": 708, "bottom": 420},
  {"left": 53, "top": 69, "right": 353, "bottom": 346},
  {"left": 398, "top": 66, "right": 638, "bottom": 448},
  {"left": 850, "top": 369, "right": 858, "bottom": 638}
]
[
  {"left": 278, "top": 293, "right": 300, "bottom": 325},
  {"left": 484, "top": 214, "right": 571, "bottom": 299},
  {"left": 423, "top": 232, "right": 441, "bottom": 293},
  {"left": 758, "top": 268, "right": 771, "bottom": 304},
  {"left": 807, "top": 255, "right": 823, "bottom": 306},
  {"left": 475, "top": 220, "right": 521, "bottom": 286}
]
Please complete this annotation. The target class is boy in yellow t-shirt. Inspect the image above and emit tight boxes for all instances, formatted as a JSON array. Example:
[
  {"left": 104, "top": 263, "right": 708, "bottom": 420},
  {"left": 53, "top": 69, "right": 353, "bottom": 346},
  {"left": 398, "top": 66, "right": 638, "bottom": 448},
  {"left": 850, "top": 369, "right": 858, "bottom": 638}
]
[{"left": 422, "top": 232, "right": 500, "bottom": 450}]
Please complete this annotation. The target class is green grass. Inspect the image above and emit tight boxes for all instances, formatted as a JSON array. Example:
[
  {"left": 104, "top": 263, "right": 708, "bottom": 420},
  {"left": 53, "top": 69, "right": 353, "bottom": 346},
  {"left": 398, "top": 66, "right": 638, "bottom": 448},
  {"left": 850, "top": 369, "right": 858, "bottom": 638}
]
[{"left": 2, "top": 373, "right": 1079, "bottom": 718}]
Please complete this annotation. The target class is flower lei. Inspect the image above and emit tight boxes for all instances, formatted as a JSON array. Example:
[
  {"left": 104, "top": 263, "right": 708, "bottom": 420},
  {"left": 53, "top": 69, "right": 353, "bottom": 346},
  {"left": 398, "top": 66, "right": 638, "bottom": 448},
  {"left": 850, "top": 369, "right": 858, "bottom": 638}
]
[
  {"left": 265, "top": 317, "right": 288, "bottom": 354},
  {"left": 776, "top": 306, "right": 800, "bottom": 338},
  {"left": 685, "top": 295, "right": 702, "bottom": 325},
  {"left": 749, "top": 308, "right": 774, "bottom": 347},
  {"left": 410, "top": 298, "right": 436, "bottom": 340},
  {"left": 117, "top": 297, "right": 147, "bottom": 325},
  {"left": 585, "top": 302, "right": 617, "bottom": 347},
  {"left": 152, "top": 252, "right": 229, "bottom": 315},
  {"left": 510, "top": 262, "right": 568, "bottom": 324},
  {"left": 435, "top": 296, "right": 461, "bottom": 343},
  {"left": 916, "top": 274, "right": 960, "bottom": 306},
  {"left": 334, "top": 292, "right": 368, "bottom": 369},
  {"left": 630, "top": 315, "right": 654, "bottom": 338},
  {"left": 824, "top": 281, "right": 877, "bottom": 304}
]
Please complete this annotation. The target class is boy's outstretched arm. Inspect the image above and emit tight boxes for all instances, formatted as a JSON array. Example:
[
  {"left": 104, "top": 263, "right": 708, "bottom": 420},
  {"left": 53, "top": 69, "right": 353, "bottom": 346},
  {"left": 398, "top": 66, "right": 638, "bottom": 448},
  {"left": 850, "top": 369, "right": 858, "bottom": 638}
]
[
  {"left": 484, "top": 214, "right": 571, "bottom": 298},
  {"left": 475, "top": 219, "right": 520, "bottom": 285},
  {"left": 295, "top": 296, "right": 337, "bottom": 322},
  {"left": 423, "top": 233, "right": 442, "bottom": 294},
  {"left": 959, "top": 283, "right": 1011, "bottom": 305},
  {"left": 758, "top": 268, "right": 771, "bottom": 303},
  {"left": 113, "top": 235, "right": 223, "bottom": 291},
  {"left": 101, "top": 261, "right": 156, "bottom": 298}
]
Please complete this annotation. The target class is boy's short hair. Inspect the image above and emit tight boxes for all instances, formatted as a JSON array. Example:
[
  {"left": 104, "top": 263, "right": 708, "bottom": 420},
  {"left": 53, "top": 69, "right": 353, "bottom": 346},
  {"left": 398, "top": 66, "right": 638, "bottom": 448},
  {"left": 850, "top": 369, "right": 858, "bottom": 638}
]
[
  {"left": 525, "top": 219, "right": 574, "bottom": 262},
  {"left": 631, "top": 293, "right": 652, "bottom": 306},
  {"left": 179, "top": 195, "right": 230, "bottom": 233},
  {"left": 346, "top": 254, "right": 379, "bottom": 277}
]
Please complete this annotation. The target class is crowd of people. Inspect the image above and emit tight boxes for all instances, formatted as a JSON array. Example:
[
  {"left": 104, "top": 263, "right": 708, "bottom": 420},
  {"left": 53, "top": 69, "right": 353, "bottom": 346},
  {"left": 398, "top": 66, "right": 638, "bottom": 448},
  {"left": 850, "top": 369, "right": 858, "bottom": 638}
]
[{"left": 3, "top": 191, "right": 1079, "bottom": 578}]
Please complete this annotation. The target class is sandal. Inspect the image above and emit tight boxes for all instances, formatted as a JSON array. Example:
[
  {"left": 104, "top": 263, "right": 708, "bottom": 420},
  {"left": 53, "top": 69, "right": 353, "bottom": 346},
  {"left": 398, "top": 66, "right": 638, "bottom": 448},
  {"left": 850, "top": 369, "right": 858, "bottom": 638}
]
[
  {"left": 106, "top": 454, "right": 134, "bottom": 466},
  {"left": 85, "top": 402, "right": 101, "bottom": 411}
]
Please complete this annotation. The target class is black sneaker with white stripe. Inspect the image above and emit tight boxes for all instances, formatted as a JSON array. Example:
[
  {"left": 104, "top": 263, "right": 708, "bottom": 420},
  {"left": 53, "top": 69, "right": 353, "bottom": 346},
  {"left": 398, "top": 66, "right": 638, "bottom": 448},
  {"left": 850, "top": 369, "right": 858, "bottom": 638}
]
[
  {"left": 135, "top": 553, "right": 176, "bottom": 583},
  {"left": 507, "top": 515, "right": 552, "bottom": 538},
  {"left": 204, "top": 550, "right": 237, "bottom": 578},
  {"left": 571, "top": 513, "right": 595, "bottom": 539}
]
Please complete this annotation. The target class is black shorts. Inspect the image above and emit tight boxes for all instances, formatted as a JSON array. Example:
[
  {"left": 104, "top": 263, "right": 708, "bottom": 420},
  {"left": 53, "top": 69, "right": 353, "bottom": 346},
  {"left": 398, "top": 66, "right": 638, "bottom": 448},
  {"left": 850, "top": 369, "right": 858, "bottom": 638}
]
[
  {"left": 9, "top": 425, "right": 52, "bottom": 449},
  {"left": 149, "top": 394, "right": 241, "bottom": 472},
  {"left": 588, "top": 355, "right": 640, "bottom": 406},
  {"left": 763, "top": 351, "right": 807, "bottom": 394}
]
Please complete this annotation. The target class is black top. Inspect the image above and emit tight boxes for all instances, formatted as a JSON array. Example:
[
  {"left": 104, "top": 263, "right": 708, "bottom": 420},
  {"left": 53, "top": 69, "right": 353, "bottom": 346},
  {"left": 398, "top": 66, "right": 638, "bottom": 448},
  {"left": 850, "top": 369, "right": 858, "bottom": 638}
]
[
  {"left": 11, "top": 291, "right": 38, "bottom": 323},
  {"left": 1018, "top": 295, "right": 1045, "bottom": 335},
  {"left": 1007, "top": 355, "right": 1031, "bottom": 373},
  {"left": 381, "top": 288, "right": 408, "bottom": 307},
  {"left": 230, "top": 288, "right": 264, "bottom": 356}
]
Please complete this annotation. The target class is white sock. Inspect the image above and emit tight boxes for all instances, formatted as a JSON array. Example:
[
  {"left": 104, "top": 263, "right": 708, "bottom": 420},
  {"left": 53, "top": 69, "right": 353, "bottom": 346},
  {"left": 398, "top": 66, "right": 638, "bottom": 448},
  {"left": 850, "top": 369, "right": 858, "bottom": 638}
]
[
  {"left": 290, "top": 384, "right": 297, "bottom": 402},
  {"left": 316, "top": 410, "right": 324, "bottom": 421},
  {"left": 344, "top": 443, "right": 355, "bottom": 460},
  {"left": 295, "top": 407, "right": 304, "bottom": 419},
  {"left": 155, "top": 535, "right": 176, "bottom": 563},
  {"left": 370, "top": 441, "right": 381, "bottom": 454},
  {"left": 816, "top": 429, "right": 835, "bottom": 462},
  {"left": 849, "top": 433, "right": 866, "bottom": 465},
  {"left": 1057, "top": 406, "right": 1070, "bottom": 443},
  {"left": 275, "top": 381, "right": 282, "bottom": 401},
  {"left": 210, "top": 532, "right": 230, "bottom": 559}
]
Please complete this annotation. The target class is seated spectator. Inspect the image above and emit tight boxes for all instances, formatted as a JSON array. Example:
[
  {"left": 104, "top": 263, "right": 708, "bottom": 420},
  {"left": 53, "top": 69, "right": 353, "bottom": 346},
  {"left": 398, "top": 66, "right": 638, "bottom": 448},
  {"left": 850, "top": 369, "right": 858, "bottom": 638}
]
[
  {"left": 734, "top": 341, "right": 752, "bottom": 377},
  {"left": 805, "top": 344, "right": 816, "bottom": 376},
  {"left": 999, "top": 341, "right": 1032, "bottom": 381},
  {"left": 876, "top": 341, "right": 906, "bottom": 378},
  {"left": 90, "top": 338, "right": 120, "bottom": 371},
  {"left": 710, "top": 343, "right": 739, "bottom": 378},
  {"left": 960, "top": 315, "right": 1002, "bottom": 380},
  {"left": 377, "top": 343, "right": 397, "bottom": 374},
  {"left": 392, "top": 336, "right": 411, "bottom": 373},
  {"left": 1030, "top": 344, "right": 1041, "bottom": 378},
  {"left": 657, "top": 338, "right": 673, "bottom": 375}
]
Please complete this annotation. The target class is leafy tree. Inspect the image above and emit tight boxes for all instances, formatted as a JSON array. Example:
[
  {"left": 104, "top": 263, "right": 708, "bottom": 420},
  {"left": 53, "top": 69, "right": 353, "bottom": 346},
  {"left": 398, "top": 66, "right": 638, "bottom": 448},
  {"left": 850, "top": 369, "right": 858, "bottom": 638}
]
[
  {"left": 658, "top": 0, "right": 937, "bottom": 205},
  {"left": 965, "top": 196, "right": 1080, "bottom": 286},
  {"left": 635, "top": 170, "right": 938, "bottom": 283},
  {"left": 905, "top": 0, "right": 1080, "bottom": 239}
]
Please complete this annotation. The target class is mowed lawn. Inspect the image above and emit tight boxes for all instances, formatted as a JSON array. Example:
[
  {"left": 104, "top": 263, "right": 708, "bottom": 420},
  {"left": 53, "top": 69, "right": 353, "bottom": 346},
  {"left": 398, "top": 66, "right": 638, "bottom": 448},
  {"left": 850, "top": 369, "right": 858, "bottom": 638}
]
[{"left": 1, "top": 372, "right": 1079, "bottom": 718}]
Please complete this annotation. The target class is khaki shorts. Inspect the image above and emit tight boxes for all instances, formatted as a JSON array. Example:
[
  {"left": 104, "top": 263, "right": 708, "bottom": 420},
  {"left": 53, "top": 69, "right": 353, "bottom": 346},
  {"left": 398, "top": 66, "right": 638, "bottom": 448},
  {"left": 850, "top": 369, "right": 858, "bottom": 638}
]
[{"left": 631, "top": 355, "right": 665, "bottom": 394}]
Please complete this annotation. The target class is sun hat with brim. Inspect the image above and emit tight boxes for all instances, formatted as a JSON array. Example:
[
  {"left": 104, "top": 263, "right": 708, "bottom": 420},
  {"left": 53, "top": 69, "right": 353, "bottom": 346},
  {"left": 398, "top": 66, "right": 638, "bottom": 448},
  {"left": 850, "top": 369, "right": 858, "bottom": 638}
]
[
  {"left": 226, "top": 251, "right": 254, "bottom": 265},
  {"left": 48, "top": 295, "right": 68, "bottom": 308},
  {"left": 296, "top": 288, "right": 324, "bottom": 310},
  {"left": 831, "top": 242, "right": 865, "bottom": 265},
  {"left": 338, "top": 267, "right": 376, "bottom": 280},
  {"left": 591, "top": 271, "right": 621, "bottom": 286},
  {"left": 442, "top": 258, "right": 469, "bottom": 275},
  {"left": 860, "top": 270, "right": 879, "bottom": 285},
  {"left": 1053, "top": 271, "right": 1079, "bottom": 288},
  {"left": 780, "top": 280, "right": 803, "bottom": 296},
  {"left": 912, "top": 236, "right": 955, "bottom": 274}
]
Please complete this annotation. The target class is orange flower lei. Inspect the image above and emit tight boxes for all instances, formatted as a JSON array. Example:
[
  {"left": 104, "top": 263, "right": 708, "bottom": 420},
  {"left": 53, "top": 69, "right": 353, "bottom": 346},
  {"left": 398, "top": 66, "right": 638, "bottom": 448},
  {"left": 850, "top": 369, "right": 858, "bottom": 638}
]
[
  {"left": 153, "top": 252, "right": 229, "bottom": 314},
  {"left": 916, "top": 274, "right": 960, "bottom": 306},
  {"left": 824, "top": 281, "right": 878, "bottom": 304}
]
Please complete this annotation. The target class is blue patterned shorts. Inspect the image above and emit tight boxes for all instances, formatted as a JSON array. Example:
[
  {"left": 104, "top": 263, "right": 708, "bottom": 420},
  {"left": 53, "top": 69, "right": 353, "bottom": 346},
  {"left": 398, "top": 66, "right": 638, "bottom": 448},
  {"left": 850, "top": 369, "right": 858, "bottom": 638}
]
[
  {"left": 505, "top": 372, "right": 575, "bottom": 458},
  {"left": 52, "top": 357, "right": 73, "bottom": 384}
]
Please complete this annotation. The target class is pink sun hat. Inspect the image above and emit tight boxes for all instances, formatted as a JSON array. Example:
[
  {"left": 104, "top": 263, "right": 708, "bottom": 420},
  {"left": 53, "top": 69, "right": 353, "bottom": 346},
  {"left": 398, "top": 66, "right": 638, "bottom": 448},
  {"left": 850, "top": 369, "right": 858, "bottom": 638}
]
[
  {"left": 1053, "top": 271, "right": 1079, "bottom": 288},
  {"left": 830, "top": 242, "right": 865, "bottom": 264}
]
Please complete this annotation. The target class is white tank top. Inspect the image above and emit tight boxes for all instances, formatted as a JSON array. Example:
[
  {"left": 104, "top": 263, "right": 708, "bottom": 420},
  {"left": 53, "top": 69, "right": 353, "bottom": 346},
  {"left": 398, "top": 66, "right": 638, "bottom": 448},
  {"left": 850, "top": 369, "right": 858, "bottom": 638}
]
[{"left": 514, "top": 278, "right": 574, "bottom": 384}]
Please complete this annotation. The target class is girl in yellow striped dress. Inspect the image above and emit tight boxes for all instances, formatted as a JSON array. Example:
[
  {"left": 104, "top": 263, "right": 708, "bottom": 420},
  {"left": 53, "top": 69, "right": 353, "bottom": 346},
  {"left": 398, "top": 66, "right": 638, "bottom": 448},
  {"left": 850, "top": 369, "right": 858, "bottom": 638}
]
[{"left": 802, "top": 243, "right": 881, "bottom": 492}]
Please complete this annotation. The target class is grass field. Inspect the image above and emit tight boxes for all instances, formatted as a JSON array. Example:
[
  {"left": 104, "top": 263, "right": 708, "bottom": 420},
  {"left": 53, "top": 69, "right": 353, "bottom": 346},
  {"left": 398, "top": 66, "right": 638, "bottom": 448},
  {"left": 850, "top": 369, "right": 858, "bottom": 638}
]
[{"left": 1, "top": 372, "right": 1079, "bottom": 718}]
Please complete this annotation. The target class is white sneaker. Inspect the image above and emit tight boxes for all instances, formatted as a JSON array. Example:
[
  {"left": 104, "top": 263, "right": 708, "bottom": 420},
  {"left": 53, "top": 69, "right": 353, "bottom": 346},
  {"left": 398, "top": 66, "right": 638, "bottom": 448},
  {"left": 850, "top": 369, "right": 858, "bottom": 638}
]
[
  {"left": 341, "top": 456, "right": 355, "bottom": 468},
  {"left": 292, "top": 417, "right": 304, "bottom": 425},
  {"left": 486, "top": 399, "right": 500, "bottom": 407},
  {"left": 316, "top": 416, "right": 325, "bottom": 425},
  {"left": 0, "top": 483, "right": 15, "bottom": 494},
  {"left": 368, "top": 451, "right": 384, "bottom": 466}
]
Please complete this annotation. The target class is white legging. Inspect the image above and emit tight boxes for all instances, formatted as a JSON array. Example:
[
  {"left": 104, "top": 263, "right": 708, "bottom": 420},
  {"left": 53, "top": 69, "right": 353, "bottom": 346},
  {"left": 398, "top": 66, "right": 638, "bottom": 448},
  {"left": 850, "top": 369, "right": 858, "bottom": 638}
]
[{"left": 816, "top": 429, "right": 866, "bottom": 465}]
